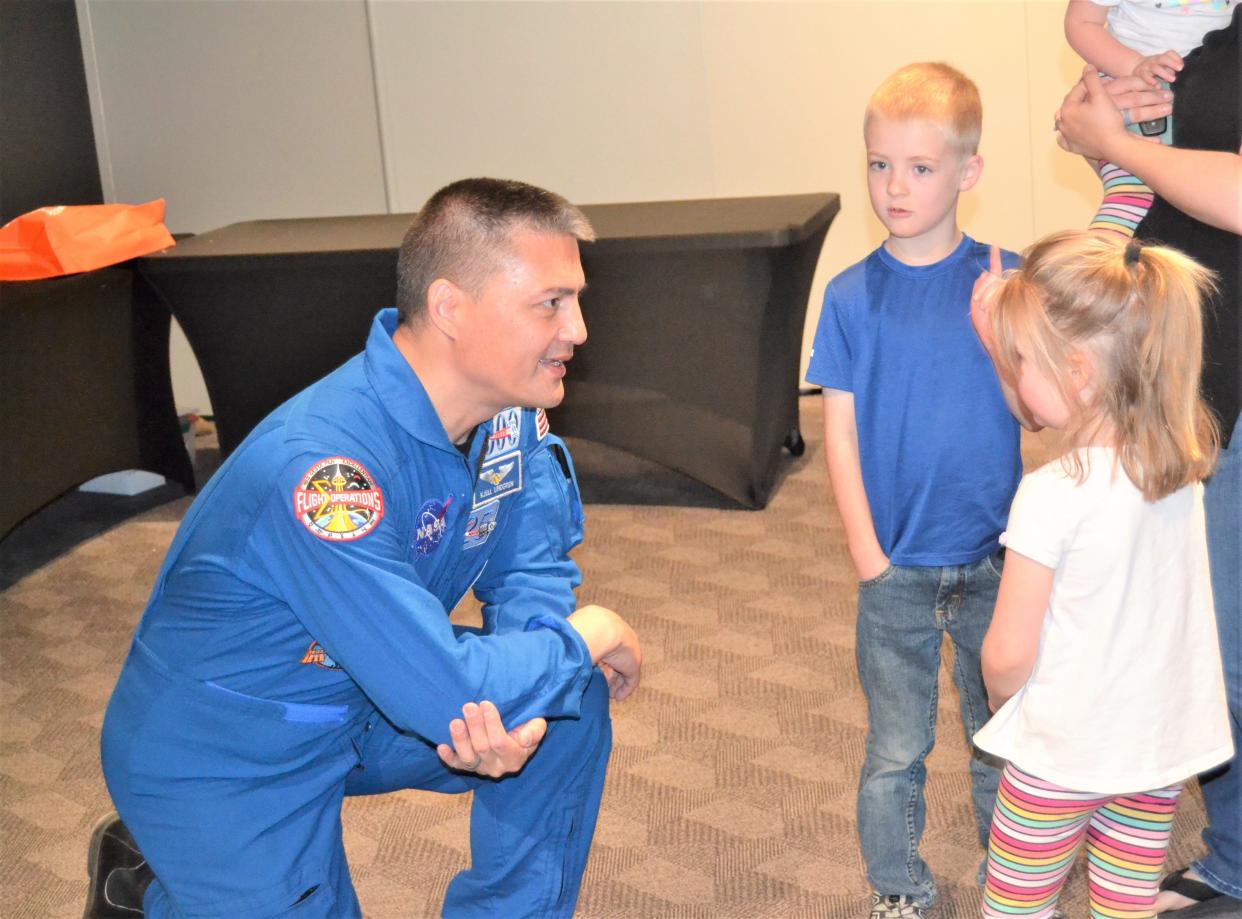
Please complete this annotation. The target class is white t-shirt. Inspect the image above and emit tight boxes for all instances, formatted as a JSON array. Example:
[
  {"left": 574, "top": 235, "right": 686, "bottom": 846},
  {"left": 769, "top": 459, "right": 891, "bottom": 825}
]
[
  {"left": 1092, "top": 0, "right": 1237, "bottom": 58},
  {"left": 973, "top": 448, "right": 1232, "bottom": 794}
]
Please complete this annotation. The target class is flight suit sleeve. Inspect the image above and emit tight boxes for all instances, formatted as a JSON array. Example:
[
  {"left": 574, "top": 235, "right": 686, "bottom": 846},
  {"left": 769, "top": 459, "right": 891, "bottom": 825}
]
[
  {"left": 473, "top": 432, "right": 585, "bottom": 634},
  {"left": 240, "top": 449, "right": 594, "bottom": 744}
]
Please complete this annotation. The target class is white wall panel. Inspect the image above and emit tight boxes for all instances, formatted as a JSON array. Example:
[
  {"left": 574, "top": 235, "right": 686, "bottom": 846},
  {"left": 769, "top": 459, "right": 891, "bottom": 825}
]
[
  {"left": 369, "top": 1, "right": 717, "bottom": 210},
  {"left": 82, "top": 0, "right": 387, "bottom": 235}
]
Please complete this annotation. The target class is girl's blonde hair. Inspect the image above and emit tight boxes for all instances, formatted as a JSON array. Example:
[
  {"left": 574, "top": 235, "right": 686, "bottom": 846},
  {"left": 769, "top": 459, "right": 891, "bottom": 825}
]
[{"left": 992, "top": 229, "right": 1219, "bottom": 500}]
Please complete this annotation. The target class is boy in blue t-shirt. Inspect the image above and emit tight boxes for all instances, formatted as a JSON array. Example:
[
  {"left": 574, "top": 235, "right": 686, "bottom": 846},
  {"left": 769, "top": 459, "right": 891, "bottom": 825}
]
[{"left": 806, "top": 63, "right": 1034, "bottom": 919}]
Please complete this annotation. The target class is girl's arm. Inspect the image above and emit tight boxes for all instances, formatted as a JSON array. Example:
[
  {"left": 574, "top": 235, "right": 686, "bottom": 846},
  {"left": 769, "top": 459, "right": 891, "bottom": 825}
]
[
  {"left": 981, "top": 550, "right": 1055, "bottom": 711},
  {"left": 1065, "top": 0, "right": 1144, "bottom": 78}
]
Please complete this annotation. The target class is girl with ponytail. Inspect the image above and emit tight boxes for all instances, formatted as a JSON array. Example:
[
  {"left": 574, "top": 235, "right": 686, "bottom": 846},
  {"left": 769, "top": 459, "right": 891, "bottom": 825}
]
[{"left": 968, "top": 229, "right": 1232, "bottom": 918}]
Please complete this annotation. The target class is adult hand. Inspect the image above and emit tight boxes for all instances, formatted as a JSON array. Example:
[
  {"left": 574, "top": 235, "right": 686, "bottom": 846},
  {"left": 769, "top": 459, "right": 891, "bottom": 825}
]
[
  {"left": 436, "top": 700, "right": 547, "bottom": 778},
  {"left": 1133, "top": 50, "right": 1183, "bottom": 86},
  {"left": 567, "top": 604, "right": 642, "bottom": 702},
  {"left": 1055, "top": 67, "right": 1172, "bottom": 159},
  {"left": 970, "top": 245, "right": 1005, "bottom": 357}
]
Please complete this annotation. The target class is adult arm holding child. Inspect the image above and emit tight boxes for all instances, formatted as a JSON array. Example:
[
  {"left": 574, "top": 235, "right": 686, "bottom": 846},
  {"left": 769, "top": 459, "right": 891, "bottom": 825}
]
[{"left": 1057, "top": 67, "right": 1242, "bottom": 234}]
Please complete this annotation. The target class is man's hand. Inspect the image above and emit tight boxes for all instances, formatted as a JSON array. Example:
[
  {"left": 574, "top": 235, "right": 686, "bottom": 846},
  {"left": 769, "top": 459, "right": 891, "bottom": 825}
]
[
  {"left": 567, "top": 604, "right": 642, "bottom": 701},
  {"left": 1132, "top": 50, "right": 1182, "bottom": 86},
  {"left": 970, "top": 244, "right": 1005, "bottom": 358},
  {"left": 436, "top": 701, "right": 547, "bottom": 778},
  {"left": 1055, "top": 67, "right": 1172, "bottom": 160}
]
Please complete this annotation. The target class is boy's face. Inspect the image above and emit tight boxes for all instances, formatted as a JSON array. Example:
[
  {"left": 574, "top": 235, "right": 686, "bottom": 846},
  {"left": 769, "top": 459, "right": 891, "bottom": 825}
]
[{"left": 864, "top": 116, "right": 981, "bottom": 248}]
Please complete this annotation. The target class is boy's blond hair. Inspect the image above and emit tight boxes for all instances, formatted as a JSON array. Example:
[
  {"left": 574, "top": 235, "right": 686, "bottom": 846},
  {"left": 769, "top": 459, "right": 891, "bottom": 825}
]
[
  {"left": 865, "top": 62, "right": 982, "bottom": 157},
  {"left": 991, "top": 230, "right": 1220, "bottom": 501}
]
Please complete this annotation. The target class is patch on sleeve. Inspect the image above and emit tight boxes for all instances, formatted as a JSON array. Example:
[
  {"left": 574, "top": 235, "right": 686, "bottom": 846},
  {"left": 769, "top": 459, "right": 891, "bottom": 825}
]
[
  {"left": 486, "top": 407, "right": 522, "bottom": 458},
  {"left": 535, "top": 407, "right": 549, "bottom": 440},
  {"left": 292, "top": 457, "right": 384, "bottom": 542}
]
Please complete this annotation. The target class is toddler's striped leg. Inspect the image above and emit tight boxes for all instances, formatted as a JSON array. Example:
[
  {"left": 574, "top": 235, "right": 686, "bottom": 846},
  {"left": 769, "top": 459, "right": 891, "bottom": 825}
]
[
  {"left": 1090, "top": 160, "right": 1155, "bottom": 238},
  {"left": 1085, "top": 786, "right": 1182, "bottom": 919}
]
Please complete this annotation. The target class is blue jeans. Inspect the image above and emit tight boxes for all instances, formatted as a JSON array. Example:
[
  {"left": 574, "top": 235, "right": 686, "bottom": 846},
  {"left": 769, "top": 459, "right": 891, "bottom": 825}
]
[
  {"left": 854, "top": 554, "right": 1004, "bottom": 907},
  {"left": 1195, "top": 418, "right": 1242, "bottom": 899}
]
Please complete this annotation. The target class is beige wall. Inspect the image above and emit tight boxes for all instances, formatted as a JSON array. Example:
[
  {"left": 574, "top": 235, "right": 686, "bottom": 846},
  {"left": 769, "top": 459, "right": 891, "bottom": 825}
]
[{"left": 79, "top": 0, "right": 1102, "bottom": 416}]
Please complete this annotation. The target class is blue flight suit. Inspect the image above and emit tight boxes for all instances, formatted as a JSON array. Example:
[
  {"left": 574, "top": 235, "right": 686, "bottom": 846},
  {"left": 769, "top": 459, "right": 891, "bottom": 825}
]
[{"left": 101, "top": 309, "right": 611, "bottom": 918}]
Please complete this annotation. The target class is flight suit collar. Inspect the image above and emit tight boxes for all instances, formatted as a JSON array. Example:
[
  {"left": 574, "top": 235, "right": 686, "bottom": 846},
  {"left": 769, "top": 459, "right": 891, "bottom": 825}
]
[{"left": 363, "top": 309, "right": 462, "bottom": 455}]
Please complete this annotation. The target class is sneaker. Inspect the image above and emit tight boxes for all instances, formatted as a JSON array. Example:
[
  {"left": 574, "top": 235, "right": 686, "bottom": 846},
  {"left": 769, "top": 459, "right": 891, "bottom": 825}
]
[
  {"left": 83, "top": 812, "right": 153, "bottom": 918},
  {"left": 869, "top": 893, "right": 926, "bottom": 919}
]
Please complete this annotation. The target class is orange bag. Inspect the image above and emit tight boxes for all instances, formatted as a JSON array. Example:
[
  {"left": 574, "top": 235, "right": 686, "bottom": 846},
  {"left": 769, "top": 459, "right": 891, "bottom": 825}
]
[{"left": 0, "top": 199, "right": 175, "bottom": 281}]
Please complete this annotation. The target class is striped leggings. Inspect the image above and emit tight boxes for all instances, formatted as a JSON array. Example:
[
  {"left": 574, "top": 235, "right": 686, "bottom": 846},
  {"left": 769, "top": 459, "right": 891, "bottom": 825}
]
[
  {"left": 982, "top": 762, "right": 1182, "bottom": 918},
  {"left": 1089, "top": 160, "right": 1155, "bottom": 239}
]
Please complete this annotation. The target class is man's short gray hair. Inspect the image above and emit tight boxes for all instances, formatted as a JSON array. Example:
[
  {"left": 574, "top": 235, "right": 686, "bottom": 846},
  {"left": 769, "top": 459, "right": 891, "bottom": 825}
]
[{"left": 396, "top": 178, "right": 595, "bottom": 325}]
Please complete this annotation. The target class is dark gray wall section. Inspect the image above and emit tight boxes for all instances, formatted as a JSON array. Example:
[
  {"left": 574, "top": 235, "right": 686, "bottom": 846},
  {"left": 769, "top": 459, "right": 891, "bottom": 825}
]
[{"left": 1, "top": 0, "right": 103, "bottom": 223}]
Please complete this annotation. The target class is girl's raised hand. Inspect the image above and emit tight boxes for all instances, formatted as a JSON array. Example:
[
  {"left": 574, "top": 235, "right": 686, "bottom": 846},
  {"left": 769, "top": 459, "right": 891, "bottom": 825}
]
[{"left": 970, "top": 244, "right": 1004, "bottom": 356}]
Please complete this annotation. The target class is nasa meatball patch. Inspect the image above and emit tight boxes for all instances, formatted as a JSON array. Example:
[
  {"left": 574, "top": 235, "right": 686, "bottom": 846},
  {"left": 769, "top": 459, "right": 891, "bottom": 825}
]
[{"left": 293, "top": 457, "right": 384, "bottom": 541}]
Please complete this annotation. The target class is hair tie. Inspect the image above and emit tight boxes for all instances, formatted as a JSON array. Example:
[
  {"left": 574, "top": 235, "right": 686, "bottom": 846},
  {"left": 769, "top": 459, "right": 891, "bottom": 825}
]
[{"left": 1124, "top": 239, "right": 1143, "bottom": 266}]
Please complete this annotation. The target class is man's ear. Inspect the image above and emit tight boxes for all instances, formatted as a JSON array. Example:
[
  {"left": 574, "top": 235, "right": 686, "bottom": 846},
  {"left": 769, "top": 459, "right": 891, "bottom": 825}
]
[
  {"left": 959, "top": 153, "right": 983, "bottom": 192},
  {"left": 426, "top": 278, "right": 464, "bottom": 340}
]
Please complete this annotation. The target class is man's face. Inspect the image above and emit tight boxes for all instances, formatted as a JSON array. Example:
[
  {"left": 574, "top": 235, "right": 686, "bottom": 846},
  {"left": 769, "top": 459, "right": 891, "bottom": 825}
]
[
  {"left": 454, "top": 230, "right": 587, "bottom": 416},
  {"left": 864, "top": 116, "right": 978, "bottom": 244}
]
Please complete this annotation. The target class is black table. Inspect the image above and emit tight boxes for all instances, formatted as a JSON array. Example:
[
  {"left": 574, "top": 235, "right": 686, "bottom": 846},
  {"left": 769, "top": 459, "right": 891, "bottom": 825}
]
[
  {"left": 0, "top": 268, "right": 195, "bottom": 538},
  {"left": 137, "top": 194, "right": 839, "bottom": 507}
]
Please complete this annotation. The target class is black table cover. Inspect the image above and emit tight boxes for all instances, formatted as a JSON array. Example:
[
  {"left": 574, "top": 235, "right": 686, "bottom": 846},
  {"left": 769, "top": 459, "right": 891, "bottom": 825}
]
[{"left": 137, "top": 194, "right": 839, "bottom": 507}]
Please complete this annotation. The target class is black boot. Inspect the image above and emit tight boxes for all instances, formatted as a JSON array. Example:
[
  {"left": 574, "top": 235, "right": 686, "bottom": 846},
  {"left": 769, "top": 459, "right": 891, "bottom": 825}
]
[{"left": 83, "top": 812, "right": 153, "bottom": 918}]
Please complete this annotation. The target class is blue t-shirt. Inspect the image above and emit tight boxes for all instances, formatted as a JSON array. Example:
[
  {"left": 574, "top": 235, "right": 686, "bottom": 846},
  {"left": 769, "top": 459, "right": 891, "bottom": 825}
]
[{"left": 806, "top": 235, "right": 1022, "bottom": 566}]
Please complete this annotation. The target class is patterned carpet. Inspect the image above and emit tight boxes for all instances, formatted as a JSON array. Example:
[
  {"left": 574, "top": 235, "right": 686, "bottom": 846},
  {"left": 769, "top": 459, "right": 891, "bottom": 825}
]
[{"left": 0, "top": 397, "right": 1213, "bottom": 918}]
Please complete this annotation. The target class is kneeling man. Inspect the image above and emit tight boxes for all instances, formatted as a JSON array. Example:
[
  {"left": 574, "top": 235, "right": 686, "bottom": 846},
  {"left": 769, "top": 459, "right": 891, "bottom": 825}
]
[{"left": 88, "top": 178, "right": 641, "bottom": 919}]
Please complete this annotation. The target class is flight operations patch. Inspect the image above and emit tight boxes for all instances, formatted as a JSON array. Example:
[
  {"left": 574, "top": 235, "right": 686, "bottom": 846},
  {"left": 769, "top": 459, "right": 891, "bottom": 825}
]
[{"left": 293, "top": 457, "right": 384, "bottom": 542}]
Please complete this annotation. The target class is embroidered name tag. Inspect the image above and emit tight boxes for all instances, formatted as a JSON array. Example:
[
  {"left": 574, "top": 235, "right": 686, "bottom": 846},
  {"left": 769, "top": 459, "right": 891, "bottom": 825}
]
[{"left": 473, "top": 450, "right": 522, "bottom": 507}]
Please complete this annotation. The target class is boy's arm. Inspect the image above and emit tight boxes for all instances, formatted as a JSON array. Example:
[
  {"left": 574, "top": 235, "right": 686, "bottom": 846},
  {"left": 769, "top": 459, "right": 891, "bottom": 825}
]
[
  {"left": 981, "top": 550, "right": 1054, "bottom": 711},
  {"left": 1064, "top": 0, "right": 1143, "bottom": 78},
  {"left": 821, "top": 388, "right": 889, "bottom": 581},
  {"left": 970, "top": 246, "right": 1042, "bottom": 432}
]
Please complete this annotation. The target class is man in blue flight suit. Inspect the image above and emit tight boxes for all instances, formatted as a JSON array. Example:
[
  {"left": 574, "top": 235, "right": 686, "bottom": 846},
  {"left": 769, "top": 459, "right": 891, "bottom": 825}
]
[{"left": 85, "top": 178, "right": 643, "bottom": 918}]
